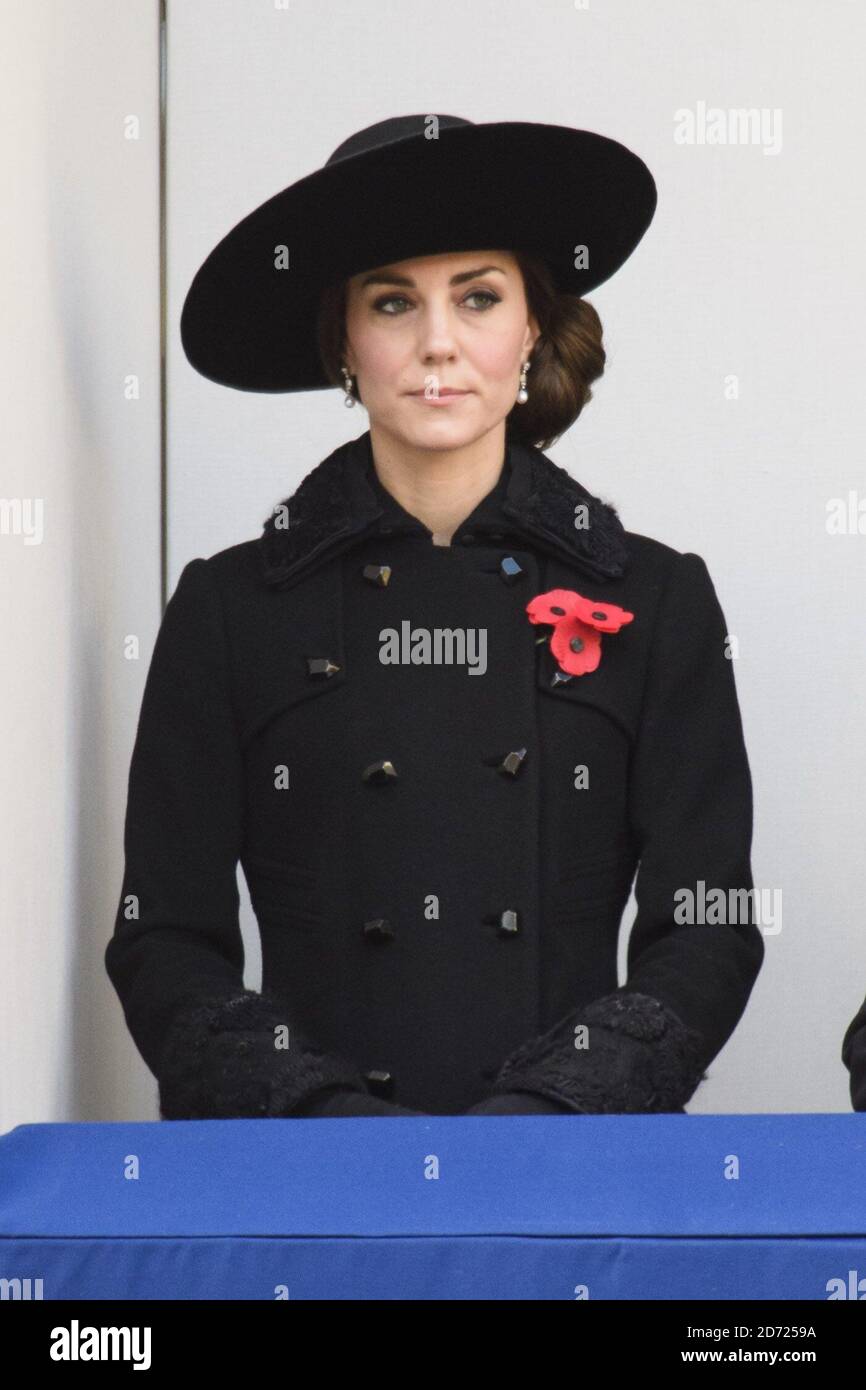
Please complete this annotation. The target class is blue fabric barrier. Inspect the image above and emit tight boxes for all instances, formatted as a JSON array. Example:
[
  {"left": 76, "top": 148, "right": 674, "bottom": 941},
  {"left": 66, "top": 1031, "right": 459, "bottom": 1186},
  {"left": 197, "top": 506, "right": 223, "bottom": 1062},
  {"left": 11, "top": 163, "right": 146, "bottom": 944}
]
[{"left": 0, "top": 1115, "right": 864, "bottom": 1299}]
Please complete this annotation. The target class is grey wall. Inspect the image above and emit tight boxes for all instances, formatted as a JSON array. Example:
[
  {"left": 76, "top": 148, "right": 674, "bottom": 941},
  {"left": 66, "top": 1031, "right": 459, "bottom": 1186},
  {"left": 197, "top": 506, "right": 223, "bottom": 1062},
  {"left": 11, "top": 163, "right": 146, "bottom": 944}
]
[{"left": 1, "top": 0, "right": 161, "bottom": 1128}]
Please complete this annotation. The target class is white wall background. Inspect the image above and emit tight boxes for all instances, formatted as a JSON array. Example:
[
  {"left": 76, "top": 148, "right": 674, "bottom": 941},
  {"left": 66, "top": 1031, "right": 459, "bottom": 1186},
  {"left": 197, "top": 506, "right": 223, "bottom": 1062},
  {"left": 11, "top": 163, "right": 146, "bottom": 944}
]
[
  {"left": 3, "top": 0, "right": 864, "bottom": 1129},
  {"left": 1, "top": 1, "right": 161, "bottom": 1129}
]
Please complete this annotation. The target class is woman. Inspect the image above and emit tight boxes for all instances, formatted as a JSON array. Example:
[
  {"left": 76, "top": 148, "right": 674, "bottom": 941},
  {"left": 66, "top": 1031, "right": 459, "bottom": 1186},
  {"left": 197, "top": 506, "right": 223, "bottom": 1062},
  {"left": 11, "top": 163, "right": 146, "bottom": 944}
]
[{"left": 105, "top": 114, "right": 764, "bottom": 1119}]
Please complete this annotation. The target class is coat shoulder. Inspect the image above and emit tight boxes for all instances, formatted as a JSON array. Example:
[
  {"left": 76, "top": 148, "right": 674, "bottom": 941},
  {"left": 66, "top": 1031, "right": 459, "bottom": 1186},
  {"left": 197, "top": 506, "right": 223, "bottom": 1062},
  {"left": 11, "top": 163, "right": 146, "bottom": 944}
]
[
  {"left": 606, "top": 530, "right": 734, "bottom": 661},
  {"left": 614, "top": 526, "right": 698, "bottom": 610},
  {"left": 199, "top": 536, "right": 264, "bottom": 583},
  {"left": 188, "top": 538, "right": 270, "bottom": 611},
  {"left": 618, "top": 527, "right": 730, "bottom": 605},
  {"left": 620, "top": 526, "right": 691, "bottom": 576},
  {"left": 162, "top": 542, "right": 275, "bottom": 651}
]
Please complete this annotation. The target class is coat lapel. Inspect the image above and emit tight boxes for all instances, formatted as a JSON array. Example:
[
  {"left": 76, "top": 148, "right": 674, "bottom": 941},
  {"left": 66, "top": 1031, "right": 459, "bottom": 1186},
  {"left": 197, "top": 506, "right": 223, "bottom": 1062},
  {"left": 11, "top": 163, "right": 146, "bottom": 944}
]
[{"left": 259, "top": 429, "right": 630, "bottom": 590}]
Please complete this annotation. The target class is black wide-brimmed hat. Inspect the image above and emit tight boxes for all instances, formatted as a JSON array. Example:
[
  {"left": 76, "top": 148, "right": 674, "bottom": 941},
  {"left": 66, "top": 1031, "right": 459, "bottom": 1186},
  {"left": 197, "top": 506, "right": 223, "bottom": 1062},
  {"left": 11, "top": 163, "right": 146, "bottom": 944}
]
[{"left": 180, "top": 113, "right": 657, "bottom": 394}]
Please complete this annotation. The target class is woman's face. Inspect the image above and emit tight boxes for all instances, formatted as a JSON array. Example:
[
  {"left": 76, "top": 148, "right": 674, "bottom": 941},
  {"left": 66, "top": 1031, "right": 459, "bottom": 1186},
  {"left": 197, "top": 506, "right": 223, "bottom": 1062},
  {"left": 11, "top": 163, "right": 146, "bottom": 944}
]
[{"left": 342, "top": 249, "right": 539, "bottom": 453}]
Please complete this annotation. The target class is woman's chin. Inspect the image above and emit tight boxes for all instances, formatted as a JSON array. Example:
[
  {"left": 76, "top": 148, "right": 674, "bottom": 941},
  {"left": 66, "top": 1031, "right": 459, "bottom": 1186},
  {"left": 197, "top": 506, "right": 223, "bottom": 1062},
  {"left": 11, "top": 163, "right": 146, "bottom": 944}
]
[{"left": 381, "top": 401, "right": 495, "bottom": 451}]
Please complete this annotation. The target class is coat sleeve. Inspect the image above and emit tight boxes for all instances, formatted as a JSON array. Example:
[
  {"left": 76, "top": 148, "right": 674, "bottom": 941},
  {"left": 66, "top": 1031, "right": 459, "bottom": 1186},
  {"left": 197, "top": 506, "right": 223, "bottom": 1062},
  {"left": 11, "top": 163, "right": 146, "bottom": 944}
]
[
  {"left": 104, "top": 557, "right": 370, "bottom": 1118},
  {"left": 487, "top": 550, "right": 765, "bottom": 1113},
  {"left": 841, "top": 994, "right": 866, "bottom": 1111}
]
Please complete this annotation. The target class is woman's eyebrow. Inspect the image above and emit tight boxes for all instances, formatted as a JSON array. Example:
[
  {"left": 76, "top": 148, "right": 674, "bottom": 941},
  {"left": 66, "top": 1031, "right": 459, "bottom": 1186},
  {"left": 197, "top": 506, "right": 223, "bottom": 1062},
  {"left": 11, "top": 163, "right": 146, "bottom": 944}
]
[{"left": 358, "top": 264, "right": 508, "bottom": 289}]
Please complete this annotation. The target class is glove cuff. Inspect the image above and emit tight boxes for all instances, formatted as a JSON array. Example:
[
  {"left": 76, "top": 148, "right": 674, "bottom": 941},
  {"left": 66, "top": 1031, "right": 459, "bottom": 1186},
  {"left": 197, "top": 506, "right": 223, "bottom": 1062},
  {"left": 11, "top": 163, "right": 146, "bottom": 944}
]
[
  {"left": 489, "top": 991, "right": 707, "bottom": 1114},
  {"left": 158, "top": 989, "right": 367, "bottom": 1119}
]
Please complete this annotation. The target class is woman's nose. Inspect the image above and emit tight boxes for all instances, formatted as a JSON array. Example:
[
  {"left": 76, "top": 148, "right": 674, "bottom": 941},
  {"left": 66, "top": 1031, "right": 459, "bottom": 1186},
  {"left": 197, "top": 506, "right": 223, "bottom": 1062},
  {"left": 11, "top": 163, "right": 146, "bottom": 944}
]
[{"left": 415, "top": 302, "right": 460, "bottom": 359}]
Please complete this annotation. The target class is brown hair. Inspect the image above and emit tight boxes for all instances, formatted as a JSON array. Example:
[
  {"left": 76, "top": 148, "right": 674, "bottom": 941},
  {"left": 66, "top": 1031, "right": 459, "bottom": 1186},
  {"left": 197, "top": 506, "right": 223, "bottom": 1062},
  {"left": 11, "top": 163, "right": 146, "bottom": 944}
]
[{"left": 315, "top": 251, "right": 605, "bottom": 451}]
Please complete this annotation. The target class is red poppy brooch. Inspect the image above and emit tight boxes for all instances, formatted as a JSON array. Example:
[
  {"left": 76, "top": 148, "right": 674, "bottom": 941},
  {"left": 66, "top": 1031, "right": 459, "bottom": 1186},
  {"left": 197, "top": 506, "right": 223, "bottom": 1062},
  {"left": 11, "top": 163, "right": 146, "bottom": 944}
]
[{"left": 526, "top": 588, "right": 634, "bottom": 678}]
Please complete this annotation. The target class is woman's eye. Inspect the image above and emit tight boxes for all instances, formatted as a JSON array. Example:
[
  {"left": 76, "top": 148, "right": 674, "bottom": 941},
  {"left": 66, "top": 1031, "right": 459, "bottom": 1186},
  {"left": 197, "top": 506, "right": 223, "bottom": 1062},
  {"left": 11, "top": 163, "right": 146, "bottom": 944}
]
[
  {"left": 463, "top": 289, "right": 500, "bottom": 310},
  {"left": 373, "top": 295, "right": 410, "bottom": 314}
]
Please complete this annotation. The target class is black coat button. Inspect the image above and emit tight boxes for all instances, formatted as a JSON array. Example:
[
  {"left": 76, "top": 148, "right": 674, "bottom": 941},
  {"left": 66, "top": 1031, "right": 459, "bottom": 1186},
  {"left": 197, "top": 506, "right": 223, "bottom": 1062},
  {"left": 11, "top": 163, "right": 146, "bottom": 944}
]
[
  {"left": 362, "top": 563, "right": 392, "bottom": 587},
  {"left": 499, "top": 555, "right": 524, "bottom": 583},
  {"left": 306, "top": 657, "right": 341, "bottom": 678},
  {"left": 498, "top": 748, "right": 528, "bottom": 777},
  {"left": 362, "top": 758, "right": 398, "bottom": 784},
  {"left": 363, "top": 917, "right": 395, "bottom": 943},
  {"left": 364, "top": 1069, "right": 395, "bottom": 1100},
  {"left": 482, "top": 909, "right": 520, "bottom": 936}
]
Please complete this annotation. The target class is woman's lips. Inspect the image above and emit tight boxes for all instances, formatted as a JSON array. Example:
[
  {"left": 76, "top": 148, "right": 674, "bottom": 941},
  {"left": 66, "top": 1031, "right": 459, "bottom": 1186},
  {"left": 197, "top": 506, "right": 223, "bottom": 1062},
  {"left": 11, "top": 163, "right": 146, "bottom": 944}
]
[{"left": 407, "top": 390, "right": 472, "bottom": 405}]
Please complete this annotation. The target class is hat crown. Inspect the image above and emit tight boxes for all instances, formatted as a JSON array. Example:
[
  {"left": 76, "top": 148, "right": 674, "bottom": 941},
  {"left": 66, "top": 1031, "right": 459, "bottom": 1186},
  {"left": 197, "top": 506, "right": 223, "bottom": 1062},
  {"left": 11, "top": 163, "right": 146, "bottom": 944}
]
[{"left": 326, "top": 113, "right": 473, "bottom": 165}]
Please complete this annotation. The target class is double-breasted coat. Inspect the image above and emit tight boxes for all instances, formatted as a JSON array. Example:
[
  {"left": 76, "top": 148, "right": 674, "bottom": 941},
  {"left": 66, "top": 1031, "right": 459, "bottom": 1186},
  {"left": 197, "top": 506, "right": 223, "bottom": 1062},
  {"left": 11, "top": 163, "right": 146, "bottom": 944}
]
[{"left": 105, "top": 428, "right": 764, "bottom": 1118}]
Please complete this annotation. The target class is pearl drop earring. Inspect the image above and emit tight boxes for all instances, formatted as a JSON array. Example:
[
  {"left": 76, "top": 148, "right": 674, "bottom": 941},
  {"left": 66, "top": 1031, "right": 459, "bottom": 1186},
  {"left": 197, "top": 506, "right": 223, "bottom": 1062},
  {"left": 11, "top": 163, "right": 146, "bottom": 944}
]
[
  {"left": 341, "top": 365, "right": 356, "bottom": 407},
  {"left": 517, "top": 359, "right": 531, "bottom": 405}
]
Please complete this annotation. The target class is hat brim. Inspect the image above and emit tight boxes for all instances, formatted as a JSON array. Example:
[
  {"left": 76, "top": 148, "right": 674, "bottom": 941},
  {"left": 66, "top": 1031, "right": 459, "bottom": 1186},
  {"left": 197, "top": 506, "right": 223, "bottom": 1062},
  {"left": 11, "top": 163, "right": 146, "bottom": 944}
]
[{"left": 180, "top": 121, "right": 656, "bottom": 393}]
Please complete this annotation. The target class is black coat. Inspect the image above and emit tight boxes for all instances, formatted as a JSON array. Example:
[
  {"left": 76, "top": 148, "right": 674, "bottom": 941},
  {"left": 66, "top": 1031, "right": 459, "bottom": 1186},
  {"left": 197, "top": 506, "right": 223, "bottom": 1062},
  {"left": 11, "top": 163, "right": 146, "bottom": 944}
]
[
  {"left": 842, "top": 998, "right": 866, "bottom": 1110},
  {"left": 105, "top": 429, "right": 764, "bottom": 1118}
]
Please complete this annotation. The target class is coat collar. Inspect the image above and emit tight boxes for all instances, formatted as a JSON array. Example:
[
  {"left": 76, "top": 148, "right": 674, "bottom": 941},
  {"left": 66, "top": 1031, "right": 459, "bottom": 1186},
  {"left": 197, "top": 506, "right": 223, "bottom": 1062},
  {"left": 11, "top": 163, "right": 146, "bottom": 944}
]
[{"left": 259, "top": 429, "right": 629, "bottom": 590}]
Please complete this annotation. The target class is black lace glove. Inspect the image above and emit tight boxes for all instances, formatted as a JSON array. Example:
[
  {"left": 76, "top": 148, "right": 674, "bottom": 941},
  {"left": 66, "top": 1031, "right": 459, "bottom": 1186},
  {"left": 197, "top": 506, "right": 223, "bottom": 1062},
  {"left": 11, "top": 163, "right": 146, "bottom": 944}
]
[
  {"left": 487, "top": 991, "right": 708, "bottom": 1114},
  {"left": 157, "top": 989, "right": 371, "bottom": 1119}
]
